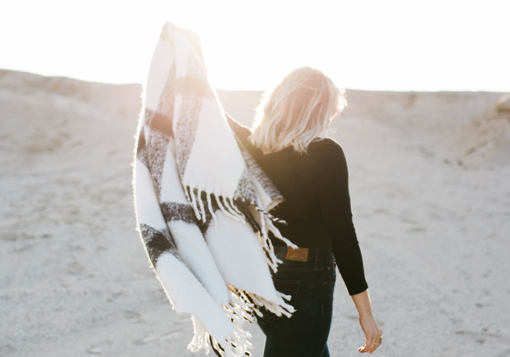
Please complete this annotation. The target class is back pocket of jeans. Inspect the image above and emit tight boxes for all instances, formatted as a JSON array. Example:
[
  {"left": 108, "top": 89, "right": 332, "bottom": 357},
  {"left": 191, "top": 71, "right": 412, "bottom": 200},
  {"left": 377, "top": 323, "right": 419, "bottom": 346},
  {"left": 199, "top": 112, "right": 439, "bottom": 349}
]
[
  {"left": 263, "top": 279, "right": 300, "bottom": 321},
  {"left": 323, "top": 266, "right": 337, "bottom": 286}
]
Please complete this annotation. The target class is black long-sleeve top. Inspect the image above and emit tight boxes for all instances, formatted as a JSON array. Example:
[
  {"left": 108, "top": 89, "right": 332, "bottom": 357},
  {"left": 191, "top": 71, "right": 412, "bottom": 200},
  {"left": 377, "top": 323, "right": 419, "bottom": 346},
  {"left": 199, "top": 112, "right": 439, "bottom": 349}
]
[{"left": 227, "top": 115, "right": 369, "bottom": 296}]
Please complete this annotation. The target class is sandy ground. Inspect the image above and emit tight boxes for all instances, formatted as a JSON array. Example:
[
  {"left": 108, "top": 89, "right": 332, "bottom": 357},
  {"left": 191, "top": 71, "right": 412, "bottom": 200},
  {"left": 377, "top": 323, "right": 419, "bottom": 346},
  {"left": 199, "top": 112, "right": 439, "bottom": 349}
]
[{"left": 1, "top": 69, "right": 509, "bottom": 357}]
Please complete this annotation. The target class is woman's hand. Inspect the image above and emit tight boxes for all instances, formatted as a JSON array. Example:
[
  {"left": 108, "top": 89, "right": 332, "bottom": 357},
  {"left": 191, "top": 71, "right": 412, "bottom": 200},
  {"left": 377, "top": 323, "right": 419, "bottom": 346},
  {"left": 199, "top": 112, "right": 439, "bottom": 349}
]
[
  {"left": 350, "top": 289, "right": 383, "bottom": 353},
  {"left": 357, "top": 314, "right": 383, "bottom": 353}
]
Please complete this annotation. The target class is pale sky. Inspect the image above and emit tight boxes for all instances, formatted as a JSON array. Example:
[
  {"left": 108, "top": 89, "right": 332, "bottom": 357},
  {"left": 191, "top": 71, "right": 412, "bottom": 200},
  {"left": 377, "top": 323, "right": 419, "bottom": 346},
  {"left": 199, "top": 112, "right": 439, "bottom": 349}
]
[{"left": 1, "top": 0, "right": 509, "bottom": 92}]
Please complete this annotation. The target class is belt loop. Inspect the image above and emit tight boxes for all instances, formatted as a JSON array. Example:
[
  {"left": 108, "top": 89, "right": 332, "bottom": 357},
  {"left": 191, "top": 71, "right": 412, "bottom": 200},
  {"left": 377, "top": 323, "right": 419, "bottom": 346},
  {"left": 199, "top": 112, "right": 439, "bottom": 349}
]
[{"left": 314, "top": 250, "right": 320, "bottom": 270}]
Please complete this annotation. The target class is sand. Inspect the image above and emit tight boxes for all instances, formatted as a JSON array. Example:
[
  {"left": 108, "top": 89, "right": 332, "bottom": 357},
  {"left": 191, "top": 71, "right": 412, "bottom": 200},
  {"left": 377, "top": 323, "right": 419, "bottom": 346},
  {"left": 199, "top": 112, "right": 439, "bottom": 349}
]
[{"left": 0, "top": 68, "right": 509, "bottom": 356}]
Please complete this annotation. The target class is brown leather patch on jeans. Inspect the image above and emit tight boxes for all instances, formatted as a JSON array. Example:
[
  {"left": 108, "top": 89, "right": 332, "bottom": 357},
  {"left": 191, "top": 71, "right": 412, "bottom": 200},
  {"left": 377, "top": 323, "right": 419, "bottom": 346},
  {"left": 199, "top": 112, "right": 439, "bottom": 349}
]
[{"left": 285, "top": 246, "right": 309, "bottom": 261}]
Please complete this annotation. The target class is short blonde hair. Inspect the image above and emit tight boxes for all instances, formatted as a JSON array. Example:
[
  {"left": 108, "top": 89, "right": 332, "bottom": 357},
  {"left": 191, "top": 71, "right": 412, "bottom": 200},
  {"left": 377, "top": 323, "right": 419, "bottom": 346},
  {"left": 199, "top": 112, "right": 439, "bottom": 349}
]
[{"left": 249, "top": 67, "right": 346, "bottom": 154}]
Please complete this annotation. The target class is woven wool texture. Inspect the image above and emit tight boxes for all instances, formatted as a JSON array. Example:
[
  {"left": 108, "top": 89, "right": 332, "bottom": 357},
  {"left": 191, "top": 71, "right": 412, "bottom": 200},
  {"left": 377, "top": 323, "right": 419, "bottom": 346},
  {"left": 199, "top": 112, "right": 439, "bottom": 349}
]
[{"left": 132, "top": 22, "right": 298, "bottom": 357}]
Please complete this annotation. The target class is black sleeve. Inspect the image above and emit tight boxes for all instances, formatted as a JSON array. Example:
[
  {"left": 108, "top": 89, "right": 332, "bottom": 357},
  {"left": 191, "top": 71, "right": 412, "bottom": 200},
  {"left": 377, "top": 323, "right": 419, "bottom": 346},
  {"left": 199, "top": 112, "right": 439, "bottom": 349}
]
[
  {"left": 225, "top": 112, "right": 252, "bottom": 142},
  {"left": 318, "top": 143, "right": 368, "bottom": 296}
]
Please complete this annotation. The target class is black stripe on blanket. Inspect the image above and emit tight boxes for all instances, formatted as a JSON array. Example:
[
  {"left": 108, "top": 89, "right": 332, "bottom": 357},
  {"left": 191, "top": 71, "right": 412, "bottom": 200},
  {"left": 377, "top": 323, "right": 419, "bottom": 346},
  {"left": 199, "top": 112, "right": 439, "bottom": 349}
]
[
  {"left": 235, "top": 138, "right": 282, "bottom": 202},
  {"left": 161, "top": 189, "right": 258, "bottom": 236},
  {"left": 136, "top": 126, "right": 148, "bottom": 168},
  {"left": 145, "top": 108, "right": 174, "bottom": 138},
  {"left": 232, "top": 169, "right": 258, "bottom": 203},
  {"left": 160, "top": 202, "right": 196, "bottom": 224},
  {"left": 173, "top": 96, "right": 203, "bottom": 177},
  {"left": 146, "top": 131, "right": 170, "bottom": 198},
  {"left": 161, "top": 196, "right": 219, "bottom": 235},
  {"left": 140, "top": 223, "right": 179, "bottom": 266},
  {"left": 178, "top": 76, "right": 212, "bottom": 99}
]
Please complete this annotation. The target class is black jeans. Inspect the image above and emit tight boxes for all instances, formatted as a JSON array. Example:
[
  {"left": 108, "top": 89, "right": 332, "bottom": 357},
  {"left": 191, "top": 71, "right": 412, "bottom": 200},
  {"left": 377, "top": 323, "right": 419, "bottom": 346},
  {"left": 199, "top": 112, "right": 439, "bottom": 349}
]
[{"left": 257, "top": 246, "right": 337, "bottom": 357}]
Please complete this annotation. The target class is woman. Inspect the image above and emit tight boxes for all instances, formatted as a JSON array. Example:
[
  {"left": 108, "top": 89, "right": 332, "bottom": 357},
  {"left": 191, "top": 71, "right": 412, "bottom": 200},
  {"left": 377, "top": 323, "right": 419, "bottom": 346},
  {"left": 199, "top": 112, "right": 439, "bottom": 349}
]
[{"left": 226, "top": 67, "right": 383, "bottom": 356}]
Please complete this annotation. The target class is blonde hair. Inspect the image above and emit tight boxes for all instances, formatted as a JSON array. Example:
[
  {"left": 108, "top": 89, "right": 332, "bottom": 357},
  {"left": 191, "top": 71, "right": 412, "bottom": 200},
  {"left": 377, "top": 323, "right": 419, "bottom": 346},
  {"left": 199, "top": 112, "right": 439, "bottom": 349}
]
[{"left": 249, "top": 67, "right": 347, "bottom": 154}]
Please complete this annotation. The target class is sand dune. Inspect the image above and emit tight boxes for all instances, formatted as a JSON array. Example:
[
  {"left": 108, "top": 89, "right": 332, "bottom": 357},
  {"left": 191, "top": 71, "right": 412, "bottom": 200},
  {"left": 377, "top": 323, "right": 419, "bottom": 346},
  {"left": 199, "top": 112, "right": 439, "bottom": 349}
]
[
  {"left": 450, "top": 93, "right": 510, "bottom": 167},
  {"left": 0, "top": 69, "right": 509, "bottom": 356}
]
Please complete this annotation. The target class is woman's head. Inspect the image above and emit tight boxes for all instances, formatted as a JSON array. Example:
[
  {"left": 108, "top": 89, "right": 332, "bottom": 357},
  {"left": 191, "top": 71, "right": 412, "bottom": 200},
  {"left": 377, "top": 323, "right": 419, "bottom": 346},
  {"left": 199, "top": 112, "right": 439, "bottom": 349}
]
[{"left": 249, "top": 67, "right": 346, "bottom": 154}]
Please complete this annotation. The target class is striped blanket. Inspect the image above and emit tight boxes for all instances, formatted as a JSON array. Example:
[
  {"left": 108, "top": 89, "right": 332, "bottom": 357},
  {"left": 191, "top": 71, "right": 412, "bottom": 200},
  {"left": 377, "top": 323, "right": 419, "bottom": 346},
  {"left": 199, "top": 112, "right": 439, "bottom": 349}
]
[{"left": 132, "top": 22, "right": 297, "bottom": 357}]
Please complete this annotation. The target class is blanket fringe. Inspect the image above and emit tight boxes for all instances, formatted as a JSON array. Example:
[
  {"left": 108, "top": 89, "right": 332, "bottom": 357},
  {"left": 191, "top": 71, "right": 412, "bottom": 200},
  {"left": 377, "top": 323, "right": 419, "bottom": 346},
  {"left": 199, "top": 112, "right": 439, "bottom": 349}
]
[
  {"left": 206, "top": 192, "right": 218, "bottom": 226},
  {"left": 226, "top": 285, "right": 296, "bottom": 320},
  {"left": 188, "top": 314, "right": 253, "bottom": 357},
  {"left": 257, "top": 211, "right": 280, "bottom": 273},
  {"left": 252, "top": 201, "right": 288, "bottom": 226},
  {"left": 186, "top": 187, "right": 298, "bottom": 274},
  {"left": 185, "top": 186, "right": 249, "bottom": 226},
  {"left": 250, "top": 198, "right": 298, "bottom": 273},
  {"left": 265, "top": 216, "right": 298, "bottom": 249},
  {"left": 218, "top": 195, "right": 246, "bottom": 223},
  {"left": 184, "top": 187, "right": 290, "bottom": 234},
  {"left": 247, "top": 290, "right": 296, "bottom": 318}
]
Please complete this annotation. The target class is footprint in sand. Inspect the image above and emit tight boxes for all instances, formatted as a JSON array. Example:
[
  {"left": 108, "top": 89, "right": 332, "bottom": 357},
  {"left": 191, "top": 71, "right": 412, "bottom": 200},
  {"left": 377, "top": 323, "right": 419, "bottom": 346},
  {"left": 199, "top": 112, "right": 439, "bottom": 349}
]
[
  {"left": 428, "top": 211, "right": 443, "bottom": 220},
  {"left": 124, "top": 310, "right": 141, "bottom": 323},
  {"left": 86, "top": 340, "right": 112, "bottom": 355},
  {"left": 373, "top": 208, "right": 391, "bottom": 215},
  {"left": 133, "top": 334, "right": 160, "bottom": 346},
  {"left": 67, "top": 261, "right": 84, "bottom": 275},
  {"left": 407, "top": 227, "right": 427, "bottom": 233},
  {"left": 133, "top": 329, "right": 183, "bottom": 346},
  {"left": 0, "top": 344, "right": 17, "bottom": 356}
]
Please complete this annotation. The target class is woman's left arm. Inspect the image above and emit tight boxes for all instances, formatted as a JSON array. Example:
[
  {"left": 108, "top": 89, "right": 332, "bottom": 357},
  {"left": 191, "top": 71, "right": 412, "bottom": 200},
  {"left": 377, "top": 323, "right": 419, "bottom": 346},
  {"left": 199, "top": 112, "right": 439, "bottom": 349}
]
[
  {"left": 224, "top": 112, "right": 252, "bottom": 142},
  {"left": 351, "top": 289, "right": 383, "bottom": 353},
  {"left": 317, "top": 143, "right": 368, "bottom": 296},
  {"left": 318, "top": 142, "right": 383, "bottom": 353}
]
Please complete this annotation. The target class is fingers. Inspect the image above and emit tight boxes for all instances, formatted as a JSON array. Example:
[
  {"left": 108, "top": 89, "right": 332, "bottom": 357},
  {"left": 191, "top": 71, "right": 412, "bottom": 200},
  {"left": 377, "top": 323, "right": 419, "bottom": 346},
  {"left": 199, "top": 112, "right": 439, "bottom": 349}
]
[
  {"left": 358, "top": 339, "right": 368, "bottom": 353},
  {"left": 367, "top": 336, "right": 377, "bottom": 353},
  {"left": 357, "top": 336, "right": 370, "bottom": 353},
  {"left": 369, "top": 337, "right": 379, "bottom": 353},
  {"left": 358, "top": 343, "right": 369, "bottom": 353},
  {"left": 357, "top": 316, "right": 383, "bottom": 353},
  {"left": 358, "top": 341, "right": 377, "bottom": 353},
  {"left": 358, "top": 332, "right": 383, "bottom": 353},
  {"left": 367, "top": 333, "right": 382, "bottom": 353}
]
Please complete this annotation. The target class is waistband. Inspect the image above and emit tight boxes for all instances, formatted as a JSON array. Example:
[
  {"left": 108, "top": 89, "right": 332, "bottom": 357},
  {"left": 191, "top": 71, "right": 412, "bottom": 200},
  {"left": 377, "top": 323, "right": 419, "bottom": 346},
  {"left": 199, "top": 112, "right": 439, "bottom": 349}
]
[{"left": 272, "top": 246, "right": 335, "bottom": 262}]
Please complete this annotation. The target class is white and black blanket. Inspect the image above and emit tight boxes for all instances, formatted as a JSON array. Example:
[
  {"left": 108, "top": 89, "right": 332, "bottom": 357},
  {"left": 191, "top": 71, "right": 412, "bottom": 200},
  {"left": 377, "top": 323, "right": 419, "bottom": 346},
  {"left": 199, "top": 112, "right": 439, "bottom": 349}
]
[{"left": 132, "top": 22, "right": 298, "bottom": 357}]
